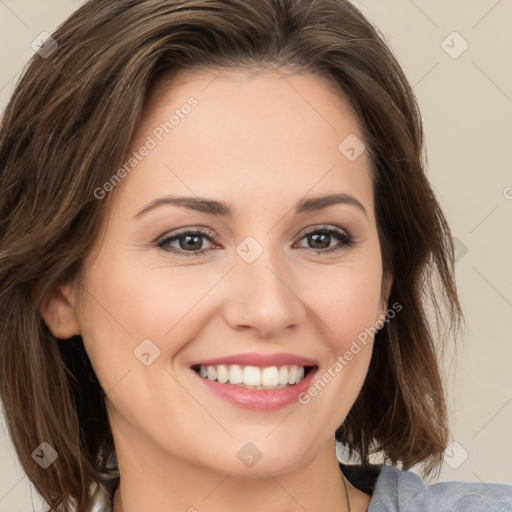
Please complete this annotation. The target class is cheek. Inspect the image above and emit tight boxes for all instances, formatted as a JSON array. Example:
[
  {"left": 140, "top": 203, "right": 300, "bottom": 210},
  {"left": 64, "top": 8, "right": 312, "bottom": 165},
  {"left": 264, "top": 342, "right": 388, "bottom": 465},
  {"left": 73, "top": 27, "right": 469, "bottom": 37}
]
[
  {"left": 78, "top": 238, "right": 383, "bottom": 391},
  {"left": 300, "top": 258, "right": 384, "bottom": 348},
  {"left": 76, "top": 254, "right": 218, "bottom": 382}
]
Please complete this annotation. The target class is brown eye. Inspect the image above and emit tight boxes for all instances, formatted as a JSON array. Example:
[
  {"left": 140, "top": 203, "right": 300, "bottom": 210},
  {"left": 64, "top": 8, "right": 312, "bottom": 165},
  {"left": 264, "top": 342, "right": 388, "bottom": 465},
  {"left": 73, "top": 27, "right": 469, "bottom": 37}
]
[
  {"left": 295, "top": 226, "right": 356, "bottom": 254},
  {"left": 157, "top": 230, "right": 217, "bottom": 257}
]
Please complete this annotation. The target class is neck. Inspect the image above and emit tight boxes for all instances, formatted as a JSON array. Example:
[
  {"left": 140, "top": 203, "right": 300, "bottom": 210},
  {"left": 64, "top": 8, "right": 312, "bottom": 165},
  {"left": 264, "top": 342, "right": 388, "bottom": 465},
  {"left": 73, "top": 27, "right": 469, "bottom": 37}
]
[{"left": 110, "top": 433, "right": 367, "bottom": 512}]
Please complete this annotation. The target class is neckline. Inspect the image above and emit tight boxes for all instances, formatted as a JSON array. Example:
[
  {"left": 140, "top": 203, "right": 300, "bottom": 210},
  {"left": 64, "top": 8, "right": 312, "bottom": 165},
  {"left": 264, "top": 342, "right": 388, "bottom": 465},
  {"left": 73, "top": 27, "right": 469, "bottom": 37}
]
[
  {"left": 90, "top": 462, "right": 383, "bottom": 511},
  {"left": 338, "top": 462, "right": 382, "bottom": 495}
]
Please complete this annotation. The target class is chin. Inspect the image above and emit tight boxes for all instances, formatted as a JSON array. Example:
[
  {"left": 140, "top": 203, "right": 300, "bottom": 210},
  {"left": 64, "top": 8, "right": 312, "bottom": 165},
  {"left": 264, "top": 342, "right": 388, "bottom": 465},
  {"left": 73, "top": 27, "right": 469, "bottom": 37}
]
[{"left": 195, "top": 436, "right": 314, "bottom": 478}]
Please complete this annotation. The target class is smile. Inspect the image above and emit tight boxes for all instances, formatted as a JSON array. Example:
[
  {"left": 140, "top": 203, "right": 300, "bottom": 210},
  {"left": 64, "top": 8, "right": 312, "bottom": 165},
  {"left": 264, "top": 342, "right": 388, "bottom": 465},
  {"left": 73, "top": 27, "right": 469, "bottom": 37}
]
[{"left": 192, "top": 364, "right": 315, "bottom": 390}]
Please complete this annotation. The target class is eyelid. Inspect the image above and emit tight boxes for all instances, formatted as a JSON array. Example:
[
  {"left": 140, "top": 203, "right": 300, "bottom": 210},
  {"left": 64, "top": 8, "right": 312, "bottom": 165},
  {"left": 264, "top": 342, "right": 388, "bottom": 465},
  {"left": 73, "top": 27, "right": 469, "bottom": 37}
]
[
  {"left": 155, "top": 223, "right": 358, "bottom": 257},
  {"left": 154, "top": 225, "right": 217, "bottom": 244},
  {"left": 294, "top": 225, "right": 357, "bottom": 251},
  {"left": 155, "top": 227, "right": 220, "bottom": 257}
]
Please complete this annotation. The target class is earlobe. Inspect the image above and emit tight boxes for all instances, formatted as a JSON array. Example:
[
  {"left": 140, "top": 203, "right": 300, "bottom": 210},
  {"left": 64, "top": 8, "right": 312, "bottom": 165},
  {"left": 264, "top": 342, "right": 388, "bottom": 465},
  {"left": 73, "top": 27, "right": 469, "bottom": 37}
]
[{"left": 38, "top": 283, "right": 81, "bottom": 340}]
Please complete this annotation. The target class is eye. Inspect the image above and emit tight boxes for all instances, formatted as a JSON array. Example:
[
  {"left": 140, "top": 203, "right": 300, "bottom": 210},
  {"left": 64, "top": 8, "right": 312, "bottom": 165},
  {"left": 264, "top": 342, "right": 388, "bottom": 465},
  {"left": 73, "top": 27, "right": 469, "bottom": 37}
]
[
  {"left": 157, "top": 228, "right": 218, "bottom": 257},
  {"left": 294, "top": 225, "right": 357, "bottom": 255},
  {"left": 156, "top": 225, "right": 357, "bottom": 257}
]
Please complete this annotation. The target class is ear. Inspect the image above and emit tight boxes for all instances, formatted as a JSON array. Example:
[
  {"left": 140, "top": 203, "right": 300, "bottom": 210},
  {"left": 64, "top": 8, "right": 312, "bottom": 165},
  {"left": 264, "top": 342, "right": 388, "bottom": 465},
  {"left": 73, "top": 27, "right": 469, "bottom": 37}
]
[{"left": 39, "top": 283, "right": 81, "bottom": 339}]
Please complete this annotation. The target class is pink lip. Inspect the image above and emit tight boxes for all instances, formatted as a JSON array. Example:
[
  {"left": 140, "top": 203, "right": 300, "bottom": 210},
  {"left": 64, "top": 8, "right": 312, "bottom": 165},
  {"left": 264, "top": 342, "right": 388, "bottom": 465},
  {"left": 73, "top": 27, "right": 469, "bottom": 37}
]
[
  {"left": 191, "top": 366, "right": 318, "bottom": 411},
  {"left": 191, "top": 352, "right": 317, "bottom": 368}
]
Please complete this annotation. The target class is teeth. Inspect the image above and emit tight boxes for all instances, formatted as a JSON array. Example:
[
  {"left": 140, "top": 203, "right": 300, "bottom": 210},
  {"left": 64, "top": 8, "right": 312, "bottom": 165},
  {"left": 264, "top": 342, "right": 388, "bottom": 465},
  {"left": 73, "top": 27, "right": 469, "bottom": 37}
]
[
  {"left": 243, "top": 365, "right": 261, "bottom": 386},
  {"left": 216, "top": 364, "right": 229, "bottom": 384},
  {"left": 195, "top": 364, "right": 308, "bottom": 389},
  {"left": 262, "top": 366, "right": 279, "bottom": 386},
  {"left": 287, "top": 365, "right": 297, "bottom": 385},
  {"left": 278, "top": 366, "right": 289, "bottom": 385},
  {"left": 207, "top": 366, "right": 217, "bottom": 381},
  {"left": 229, "top": 364, "right": 243, "bottom": 384}
]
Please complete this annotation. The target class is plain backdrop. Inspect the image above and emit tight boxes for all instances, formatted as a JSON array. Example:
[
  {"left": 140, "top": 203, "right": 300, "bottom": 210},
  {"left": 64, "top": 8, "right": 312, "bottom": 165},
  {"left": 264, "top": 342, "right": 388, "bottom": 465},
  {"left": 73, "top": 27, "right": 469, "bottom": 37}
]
[{"left": 0, "top": 1, "right": 511, "bottom": 510}]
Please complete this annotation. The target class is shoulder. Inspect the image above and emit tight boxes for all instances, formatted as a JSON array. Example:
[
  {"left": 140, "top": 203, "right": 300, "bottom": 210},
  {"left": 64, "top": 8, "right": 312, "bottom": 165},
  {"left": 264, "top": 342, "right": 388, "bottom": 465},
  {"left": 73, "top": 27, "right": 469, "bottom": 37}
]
[{"left": 341, "top": 463, "right": 512, "bottom": 512}]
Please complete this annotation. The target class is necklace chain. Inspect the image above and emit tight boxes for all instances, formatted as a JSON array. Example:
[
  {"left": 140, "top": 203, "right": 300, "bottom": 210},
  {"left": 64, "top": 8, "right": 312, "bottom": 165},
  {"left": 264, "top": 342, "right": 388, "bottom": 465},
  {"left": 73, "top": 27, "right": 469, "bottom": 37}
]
[{"left": 342, "top": 473, "right": 351, "bottom": 512}]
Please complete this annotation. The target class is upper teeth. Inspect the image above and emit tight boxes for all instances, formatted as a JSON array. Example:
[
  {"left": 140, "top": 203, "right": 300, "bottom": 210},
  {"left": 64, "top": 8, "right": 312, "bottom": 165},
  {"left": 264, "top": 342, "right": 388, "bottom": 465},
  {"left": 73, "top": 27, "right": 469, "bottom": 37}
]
[{"left": 197, "top": 364, "right": 306, "bottom": 389}]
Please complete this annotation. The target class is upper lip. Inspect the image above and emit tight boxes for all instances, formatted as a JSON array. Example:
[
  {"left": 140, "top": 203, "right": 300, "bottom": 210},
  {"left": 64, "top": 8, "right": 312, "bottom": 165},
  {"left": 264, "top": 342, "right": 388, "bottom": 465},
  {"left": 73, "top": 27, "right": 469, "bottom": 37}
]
[{"left": 191, "top": 352, "right": 317, "bottom": 368}]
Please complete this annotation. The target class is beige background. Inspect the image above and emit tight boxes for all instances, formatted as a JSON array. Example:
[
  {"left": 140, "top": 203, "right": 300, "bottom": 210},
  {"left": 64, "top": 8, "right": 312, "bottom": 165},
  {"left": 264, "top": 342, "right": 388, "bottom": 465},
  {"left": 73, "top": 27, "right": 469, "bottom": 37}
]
[{"left": 0, "top": 0, "right": 511, "bottom": 510}]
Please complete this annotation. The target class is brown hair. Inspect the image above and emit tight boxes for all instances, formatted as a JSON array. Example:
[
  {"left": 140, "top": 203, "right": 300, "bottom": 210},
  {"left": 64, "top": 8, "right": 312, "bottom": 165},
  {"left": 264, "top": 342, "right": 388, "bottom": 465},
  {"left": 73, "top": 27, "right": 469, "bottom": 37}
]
[{"left": 0, "top": 0, "right": 463, "bottom": 510}]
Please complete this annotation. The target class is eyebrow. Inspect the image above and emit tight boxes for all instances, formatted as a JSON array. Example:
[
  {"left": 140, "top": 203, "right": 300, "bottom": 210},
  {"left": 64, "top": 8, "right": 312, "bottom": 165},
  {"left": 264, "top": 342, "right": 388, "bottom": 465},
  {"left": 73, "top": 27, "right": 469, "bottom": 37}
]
[{"left": 133, "top": 192, "right": 368, "bottom": 220}]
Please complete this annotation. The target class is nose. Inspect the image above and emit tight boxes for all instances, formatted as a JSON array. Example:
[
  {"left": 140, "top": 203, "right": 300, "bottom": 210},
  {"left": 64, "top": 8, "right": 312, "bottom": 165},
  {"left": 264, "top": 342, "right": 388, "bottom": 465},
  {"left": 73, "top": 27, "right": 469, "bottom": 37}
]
[{"left": 222, "top": 244, "right": 306, "bottom": 339}]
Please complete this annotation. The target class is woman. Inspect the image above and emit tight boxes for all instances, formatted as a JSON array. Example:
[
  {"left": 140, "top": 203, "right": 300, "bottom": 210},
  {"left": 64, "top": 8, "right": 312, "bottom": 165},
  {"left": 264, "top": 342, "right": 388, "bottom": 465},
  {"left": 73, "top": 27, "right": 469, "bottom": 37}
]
[{"left": 0, "top": 1, "right": 510, "bottom": 511}]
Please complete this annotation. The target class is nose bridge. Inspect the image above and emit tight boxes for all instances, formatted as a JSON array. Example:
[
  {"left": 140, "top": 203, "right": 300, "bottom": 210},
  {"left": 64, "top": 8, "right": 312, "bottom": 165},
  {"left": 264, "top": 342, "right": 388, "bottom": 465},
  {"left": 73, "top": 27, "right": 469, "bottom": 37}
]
[{"left": 224, "top": 233, "right": 305, "bottom": 337}]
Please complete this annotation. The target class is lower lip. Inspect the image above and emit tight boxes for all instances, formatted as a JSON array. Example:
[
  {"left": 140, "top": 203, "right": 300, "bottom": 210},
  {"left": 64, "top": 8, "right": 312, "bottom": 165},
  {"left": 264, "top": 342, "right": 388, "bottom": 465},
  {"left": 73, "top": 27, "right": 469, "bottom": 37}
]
[{"left": 191, "top": 367, "right": 318, "bottom": 411}]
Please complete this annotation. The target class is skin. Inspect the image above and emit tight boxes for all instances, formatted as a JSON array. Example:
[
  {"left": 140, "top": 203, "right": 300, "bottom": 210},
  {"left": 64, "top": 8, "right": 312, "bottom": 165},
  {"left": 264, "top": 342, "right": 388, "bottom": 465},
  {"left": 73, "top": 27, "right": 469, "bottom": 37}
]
[{"left": 41, "top": 68, "right": 392, "bottom": 512}]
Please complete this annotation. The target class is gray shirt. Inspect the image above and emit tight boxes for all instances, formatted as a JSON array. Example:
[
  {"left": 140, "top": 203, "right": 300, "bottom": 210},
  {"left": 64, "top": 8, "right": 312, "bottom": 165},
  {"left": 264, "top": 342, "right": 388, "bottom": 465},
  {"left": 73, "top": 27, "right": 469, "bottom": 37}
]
[{"left": 85, "top": 463, "right": 512, "bottom": 511}]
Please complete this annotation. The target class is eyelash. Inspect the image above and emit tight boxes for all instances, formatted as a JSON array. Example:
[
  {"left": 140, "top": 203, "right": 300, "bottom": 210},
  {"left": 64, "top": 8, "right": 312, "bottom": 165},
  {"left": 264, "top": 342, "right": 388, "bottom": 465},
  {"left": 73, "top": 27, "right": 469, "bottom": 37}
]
[{"left": 156, "top": 225, "right": 357, "bottom": 258}]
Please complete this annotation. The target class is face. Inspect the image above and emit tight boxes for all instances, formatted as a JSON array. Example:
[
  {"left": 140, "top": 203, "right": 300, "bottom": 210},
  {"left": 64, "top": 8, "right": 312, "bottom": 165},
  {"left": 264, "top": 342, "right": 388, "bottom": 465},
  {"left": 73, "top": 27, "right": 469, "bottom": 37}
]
[{"left": 57, "top": 68, "right": 391, "bottom": 477}]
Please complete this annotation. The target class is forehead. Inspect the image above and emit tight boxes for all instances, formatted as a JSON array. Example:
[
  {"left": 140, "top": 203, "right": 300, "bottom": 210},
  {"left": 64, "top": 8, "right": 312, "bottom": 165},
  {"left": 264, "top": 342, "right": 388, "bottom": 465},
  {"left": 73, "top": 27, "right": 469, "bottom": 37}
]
[
  {"left": 145, "top": 66, "right": 360, "bottom": 135},
  {"left": 111, "top": 67, "right": 374, "bottom": 222}
]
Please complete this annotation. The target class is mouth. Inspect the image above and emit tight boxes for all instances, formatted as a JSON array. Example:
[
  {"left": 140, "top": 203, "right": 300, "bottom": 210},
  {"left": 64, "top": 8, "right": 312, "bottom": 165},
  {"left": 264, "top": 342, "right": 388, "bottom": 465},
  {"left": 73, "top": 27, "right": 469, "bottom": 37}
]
[
  {"left": 188, "top": 352, "right": 320, "bottom": 410},
  {"left": 191, "top": 363, "right": 318, "bottom": 390}
]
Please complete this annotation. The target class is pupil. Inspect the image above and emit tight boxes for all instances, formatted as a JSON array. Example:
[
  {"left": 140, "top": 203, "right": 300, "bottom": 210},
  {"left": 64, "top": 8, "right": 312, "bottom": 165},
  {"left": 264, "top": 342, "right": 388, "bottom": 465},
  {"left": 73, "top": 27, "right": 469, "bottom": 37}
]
[
  {"left": 310, "top": 233, "right": 329, "bottom": 249},
  {"left": 179, "top": 233, "right": 332, "bottom": 251},
  {"left": 182, "top": 235, "right": 202, "bottom": 250}
]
